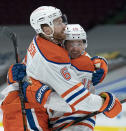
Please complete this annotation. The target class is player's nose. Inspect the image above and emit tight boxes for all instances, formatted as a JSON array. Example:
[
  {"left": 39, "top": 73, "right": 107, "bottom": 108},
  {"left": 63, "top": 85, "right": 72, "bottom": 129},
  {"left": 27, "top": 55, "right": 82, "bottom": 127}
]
[{"left": 62, "top": 23, "right": 66, "bottom": 30}]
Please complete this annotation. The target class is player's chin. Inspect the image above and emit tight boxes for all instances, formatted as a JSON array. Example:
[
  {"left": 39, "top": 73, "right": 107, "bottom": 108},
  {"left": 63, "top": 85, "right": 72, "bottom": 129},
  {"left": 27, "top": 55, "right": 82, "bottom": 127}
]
[
  {"left": 71, "top": 53, "right": 80, "bottom": 59},
  {"left": 58, "top": 34, "right": 66, "bottom": 40},
  {"left": 54, "top": 33, "right": 66, "bottom": 40},
  {"left": 59, "top": 33, "right": 66, "bottom": 40}
]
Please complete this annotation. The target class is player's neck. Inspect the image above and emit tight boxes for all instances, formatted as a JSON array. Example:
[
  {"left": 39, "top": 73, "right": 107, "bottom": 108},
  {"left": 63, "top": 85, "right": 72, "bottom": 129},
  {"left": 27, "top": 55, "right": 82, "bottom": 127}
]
[{"left": 39, "top": 34, "right": 63, "bottom": 46}]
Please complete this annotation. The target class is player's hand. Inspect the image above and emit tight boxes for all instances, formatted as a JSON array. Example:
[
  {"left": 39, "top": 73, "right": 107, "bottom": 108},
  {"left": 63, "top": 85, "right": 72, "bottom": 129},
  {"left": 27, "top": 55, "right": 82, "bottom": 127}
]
[
  {"left": 99, "top": 92, "right": 122, "bottom": 118},
  {"left": 91, "top": 56, "right": 108, "bottom": 84},
  {"left": 92, "top": 69, "right": 104, "bottom": 86},
  {"left": 7, "top": 64, "right": 26, "bottom": 84}
]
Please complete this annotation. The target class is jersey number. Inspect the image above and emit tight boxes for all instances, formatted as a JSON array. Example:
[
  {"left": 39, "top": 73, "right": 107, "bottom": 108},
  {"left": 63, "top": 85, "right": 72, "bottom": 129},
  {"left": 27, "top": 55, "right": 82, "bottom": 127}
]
[{"left": 60, "top": 67, "right": 71, "bottom": 81}]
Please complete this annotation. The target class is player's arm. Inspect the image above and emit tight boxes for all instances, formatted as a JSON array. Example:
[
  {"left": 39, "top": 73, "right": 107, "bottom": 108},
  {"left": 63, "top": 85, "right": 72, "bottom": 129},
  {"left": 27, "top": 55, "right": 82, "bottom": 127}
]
[
  {"left": 7, "top": 64, "right": 52, "bottom": 108},
  {"left": 31, "top": 59, "right": 121, "bottom": 118}
]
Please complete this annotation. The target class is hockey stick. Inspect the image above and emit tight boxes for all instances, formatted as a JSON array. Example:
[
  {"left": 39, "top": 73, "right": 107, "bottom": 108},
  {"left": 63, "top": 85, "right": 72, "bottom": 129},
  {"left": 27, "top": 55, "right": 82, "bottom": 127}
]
[
  {"left": 1, "top": 27, "right": 27, "bottom": 131},
  {"left": 54, "top": 98, "right": 126, "bottom": 131}
]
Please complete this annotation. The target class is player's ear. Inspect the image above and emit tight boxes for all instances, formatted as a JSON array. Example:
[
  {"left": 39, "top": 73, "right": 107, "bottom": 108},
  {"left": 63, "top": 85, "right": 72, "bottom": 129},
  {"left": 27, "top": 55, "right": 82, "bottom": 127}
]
[{"left": 41, "top": 24, "right": 53, "bottom": 35}]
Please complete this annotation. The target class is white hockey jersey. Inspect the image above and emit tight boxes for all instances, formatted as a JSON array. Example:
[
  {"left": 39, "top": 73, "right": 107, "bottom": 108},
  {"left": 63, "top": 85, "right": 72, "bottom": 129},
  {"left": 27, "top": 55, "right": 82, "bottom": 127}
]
[
  {"left": 26, "top": 36, "right": 104, "bottom": 130},
  {"left": 26, "top": 36, "right": 103, "bottom": 112}
]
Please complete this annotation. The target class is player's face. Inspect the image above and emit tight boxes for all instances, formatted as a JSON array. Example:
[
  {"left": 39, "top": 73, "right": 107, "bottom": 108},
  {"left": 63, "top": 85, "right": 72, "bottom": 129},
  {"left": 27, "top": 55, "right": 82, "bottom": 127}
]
[
  {"left": 65, "top": 40, "right": 85, "bottom": 59},
  {"left": 53, "top": 17, "right": 66, "bottom": 40}
]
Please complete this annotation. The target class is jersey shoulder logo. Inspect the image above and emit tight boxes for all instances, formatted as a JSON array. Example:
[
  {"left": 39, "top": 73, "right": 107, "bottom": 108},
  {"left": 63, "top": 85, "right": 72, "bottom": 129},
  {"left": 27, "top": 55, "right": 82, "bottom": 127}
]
[{"left": 60, "top": 67, "right": 71, "bottom": 81}]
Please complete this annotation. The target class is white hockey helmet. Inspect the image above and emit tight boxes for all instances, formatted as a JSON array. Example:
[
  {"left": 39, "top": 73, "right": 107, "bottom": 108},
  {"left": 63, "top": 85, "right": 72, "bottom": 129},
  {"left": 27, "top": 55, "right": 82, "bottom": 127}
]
[
  {"left": 64, "top": 24, "right": 87, "bottom": 47},
  {"left": 30, "top": 6, "right": 62, "bottom": 35}
]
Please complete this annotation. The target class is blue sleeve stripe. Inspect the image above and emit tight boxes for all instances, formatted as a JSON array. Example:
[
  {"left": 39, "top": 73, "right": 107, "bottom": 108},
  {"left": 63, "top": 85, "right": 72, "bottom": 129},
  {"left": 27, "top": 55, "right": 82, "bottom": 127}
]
[
  {"left": 86, "top": 118, "right": 96, "bottom": 125},
  {"left": 66, "top": 87, "right": 86, "bottom": 103},
  {"left": 26, "top": 109, "right": 39, "bottom": 131},
  {"left": 55, "top": 116, "right": 80, "bottom": 124}
]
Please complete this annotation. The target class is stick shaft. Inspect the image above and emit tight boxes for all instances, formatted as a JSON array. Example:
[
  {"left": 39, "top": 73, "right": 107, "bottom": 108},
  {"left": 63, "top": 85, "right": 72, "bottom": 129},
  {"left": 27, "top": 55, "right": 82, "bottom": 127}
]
[
  {"left": 2, "top": 28, "right": 27, "bottom": 131},
  {"left": 12, "top": 33, "right": 27, "bottom": 131}
]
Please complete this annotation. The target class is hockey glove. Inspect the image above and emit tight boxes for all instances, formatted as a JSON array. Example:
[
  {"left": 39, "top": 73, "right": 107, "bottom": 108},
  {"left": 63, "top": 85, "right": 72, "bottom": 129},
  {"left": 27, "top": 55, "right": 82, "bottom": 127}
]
[
  {"left": 7, "top": 64, "right": 26, "bottom": 84},
  {"left": 92, "top": 69, "right": 104, "bottom": 86},
  {"left": 22, "top": 78, "right": 51, "bottom": 105},
  {"left": 91, "top": 56, "right": 108, "bottom": 85},
  {"left": 99, "top": 92, "right": 122, "bottom": 118}
]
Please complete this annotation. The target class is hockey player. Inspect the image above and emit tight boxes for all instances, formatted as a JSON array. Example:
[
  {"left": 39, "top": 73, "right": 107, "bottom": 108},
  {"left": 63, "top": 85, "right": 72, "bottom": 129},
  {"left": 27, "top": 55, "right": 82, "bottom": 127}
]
[
  {"left": 64, "top": 24, "right": 108, "bottom": 87},
  {"left": 1, "top": 6, "right": 122, "bottom": 131},
  {"left": 1, "top": 6, "right": 67, "bottom": 131},
  {"left": 47, "top": 24, "right": 108, "bottom": 130}
]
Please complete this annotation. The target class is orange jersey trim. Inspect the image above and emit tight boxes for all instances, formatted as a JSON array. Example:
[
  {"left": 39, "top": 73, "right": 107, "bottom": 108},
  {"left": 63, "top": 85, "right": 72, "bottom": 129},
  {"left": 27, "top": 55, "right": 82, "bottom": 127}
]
[
  {"left": 61, "top": 82, "right": 82, "bottom": 98},
  {"left": 71, "top": 91, "right": 91, "bottom": 107},
  {"left": 77, "top": 122, "right": 94, "bottom": 130},
  {"left": 71, "top": 53, "right": 95, "bottom": 72},
  {"left": 34, "top": 36, "right": 70, "bottom": 64}
]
